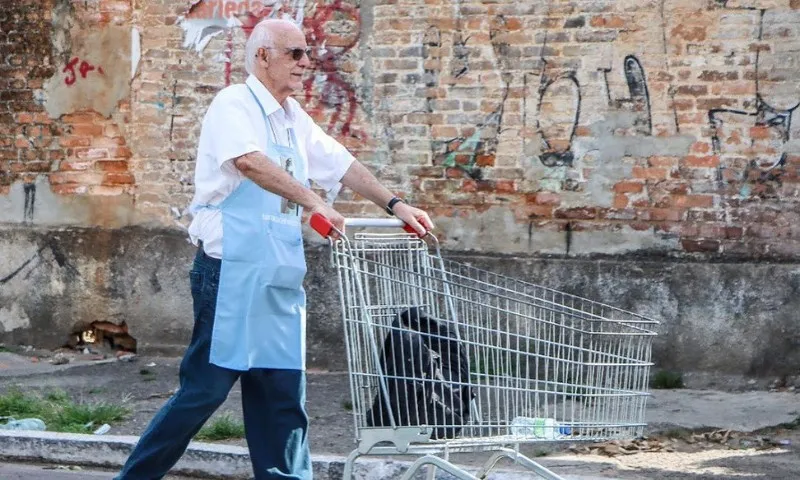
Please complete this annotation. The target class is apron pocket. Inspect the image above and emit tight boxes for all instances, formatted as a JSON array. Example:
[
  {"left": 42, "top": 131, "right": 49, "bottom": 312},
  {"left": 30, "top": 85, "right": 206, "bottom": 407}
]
[{"left": 264, "top": 232, "right": 307, "bottom": 290}]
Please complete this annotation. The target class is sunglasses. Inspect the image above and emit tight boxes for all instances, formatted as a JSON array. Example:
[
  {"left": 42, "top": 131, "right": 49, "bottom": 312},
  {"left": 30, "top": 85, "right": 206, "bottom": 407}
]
[{"left": 261, "top": 47, "right": 312, "bottom": 62}]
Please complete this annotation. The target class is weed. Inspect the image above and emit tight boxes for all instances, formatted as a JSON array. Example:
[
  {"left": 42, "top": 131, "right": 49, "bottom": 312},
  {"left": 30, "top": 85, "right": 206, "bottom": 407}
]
[
  {"left": 776, "top": 416, "right": 800, "bottom": 430},
  {"left": 663, "top": 427, "right": 692, "bottom": 440},
  {"left": 53, "top": 402, "right": 128, "bottom": 433},
  {"left": 651, "top": 370, "right": 684, "bottom": 389},
  {"left": 195, "top": 413, "right": 245, "bottom": 441},
  {"left": 0, "top": 388, "right": 129, "bottom": 433}
]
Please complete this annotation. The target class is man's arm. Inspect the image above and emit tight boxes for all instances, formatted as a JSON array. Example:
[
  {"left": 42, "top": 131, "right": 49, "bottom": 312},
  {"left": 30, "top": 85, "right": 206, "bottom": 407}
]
[
  {"left": 234, "top": 152, "right": 345, "bottom": 232},
  {"left": 339, "top": 161, "right": 435, "bottom": 235}
]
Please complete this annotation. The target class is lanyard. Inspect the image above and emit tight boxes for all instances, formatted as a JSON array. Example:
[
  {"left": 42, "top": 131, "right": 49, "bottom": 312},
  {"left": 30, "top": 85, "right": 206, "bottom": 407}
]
[{"left": 246, "top": 85, "right": 293, "bottom": 148}]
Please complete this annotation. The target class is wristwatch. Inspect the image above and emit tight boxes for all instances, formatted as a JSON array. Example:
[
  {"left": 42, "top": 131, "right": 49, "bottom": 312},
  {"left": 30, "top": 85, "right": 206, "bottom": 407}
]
[{"left": 385, "top": 196, "right": 405, "bottom": 216}]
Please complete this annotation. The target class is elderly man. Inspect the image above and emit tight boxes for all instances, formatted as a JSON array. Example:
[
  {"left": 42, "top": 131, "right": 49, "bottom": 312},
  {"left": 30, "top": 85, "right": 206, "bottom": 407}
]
[{"left": 116, "top": 18, "right": 433, "bottom": 480}]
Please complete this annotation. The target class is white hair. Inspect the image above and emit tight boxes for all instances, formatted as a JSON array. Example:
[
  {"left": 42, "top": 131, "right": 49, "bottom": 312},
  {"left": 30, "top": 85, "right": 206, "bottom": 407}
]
[{"left": 245, "top": 18, "right": 302, "bottom": 75}]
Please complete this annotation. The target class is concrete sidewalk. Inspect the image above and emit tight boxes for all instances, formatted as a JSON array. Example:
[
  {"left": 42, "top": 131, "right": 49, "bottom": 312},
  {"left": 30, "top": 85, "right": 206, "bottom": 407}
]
[
  {"left": 1, "top": 352, "right": 798, "bottom": 479},
  {"left": 0, "top": 430, "right": 614, "bottom": 480}
]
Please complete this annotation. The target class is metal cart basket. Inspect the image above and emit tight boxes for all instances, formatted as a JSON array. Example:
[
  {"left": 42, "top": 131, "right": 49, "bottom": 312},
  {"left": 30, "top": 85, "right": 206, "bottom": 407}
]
[{"left": 312, "top": 216, "right": 659, "bottom": 480}]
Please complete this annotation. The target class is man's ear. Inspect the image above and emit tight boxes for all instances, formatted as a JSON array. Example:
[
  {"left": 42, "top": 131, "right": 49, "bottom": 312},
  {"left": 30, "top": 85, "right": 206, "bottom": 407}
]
[{"left": 257, "top": 47, "right": 269, "bottom": 68}]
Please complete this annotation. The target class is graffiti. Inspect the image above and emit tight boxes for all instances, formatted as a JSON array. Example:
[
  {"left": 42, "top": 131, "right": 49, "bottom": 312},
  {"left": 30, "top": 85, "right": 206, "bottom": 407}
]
[
  {"left": 426, "top": 17, "right": 511, "bottom": 179},
  {"left": 658, "top": 0, "right": 681, "bottom": 133},
  {"left": 710, "top": 98, "right": 797, "bottom": 198},
  {"left": 0, "top": 241, "right": 78, "bottom": 286},
  {"left": 451, "top": 32, "right": 470, "bottom": 79},
  {"left": 301, "top": 0, "right": 364, "bottom": 142},
  {"left": 623, "top": 56, "right": 652, "bottom": 135},
  {"left": 440, "top": 106, "right": 505, "bottom": 181},
  {"left": 706, "top": 8, "right": 799, "bottom": 197},
  {"left": 525, "top": 25, "right": 582, "bottom": 168},
  {"left": 599, "top": 55, "right": 652, "bottom": 136},
  {"left": 534, "top": 73, "right": 581, "bottom": 167},
  {"left": 179, "top": 0, "right": 363, "bottom": 142},
  {"left": 23, "top": 183, "right": 35, "bottom": 223},
  {"left": 63, "top": 57, "right": 105, "bottom": 86},
  {"left": 189, "top": 0, "right": 271, "bottom": 19}
]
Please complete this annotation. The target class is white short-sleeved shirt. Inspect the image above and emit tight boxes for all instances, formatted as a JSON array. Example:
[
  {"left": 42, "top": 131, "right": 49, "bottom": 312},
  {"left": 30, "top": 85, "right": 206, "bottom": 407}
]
[{"left": 187, "top": 75, "right": 355, "bottom": 258}]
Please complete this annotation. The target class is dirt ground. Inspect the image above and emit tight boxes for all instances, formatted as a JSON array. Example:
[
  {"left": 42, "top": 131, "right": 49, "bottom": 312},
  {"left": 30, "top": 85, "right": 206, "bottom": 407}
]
[{"left": 1, "top": 349, "right": 799, "bottom": 479}]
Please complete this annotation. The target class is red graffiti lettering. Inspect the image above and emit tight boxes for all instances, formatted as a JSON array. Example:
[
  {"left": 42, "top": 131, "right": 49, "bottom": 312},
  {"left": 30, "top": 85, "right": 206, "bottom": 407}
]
[
  {"left": 79, "top": 60, "right": 95, "bottom": 78},
  {"left": 302, "top": 0, "right": 365, "bottom": 143},
  {"left": 63, "top": 57, "right": 105, "bottom": 86},
  {"left": 63, "top": 57, "right": 80, "bottom": 86},
  {"left": 229, "top": 1, "right": 366, "bottom": 143}
]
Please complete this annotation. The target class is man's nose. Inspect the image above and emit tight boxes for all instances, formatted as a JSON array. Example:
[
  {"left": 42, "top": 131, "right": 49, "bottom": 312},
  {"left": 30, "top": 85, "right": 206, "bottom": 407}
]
[{"left": 297, "top": 51, "right": 311, "bottom": 68}]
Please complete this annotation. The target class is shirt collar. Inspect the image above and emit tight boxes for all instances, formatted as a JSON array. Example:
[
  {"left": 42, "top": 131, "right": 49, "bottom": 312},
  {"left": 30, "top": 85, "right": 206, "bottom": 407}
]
[{"left": 245, "top": 74, "right": 296, "bottom": 122}]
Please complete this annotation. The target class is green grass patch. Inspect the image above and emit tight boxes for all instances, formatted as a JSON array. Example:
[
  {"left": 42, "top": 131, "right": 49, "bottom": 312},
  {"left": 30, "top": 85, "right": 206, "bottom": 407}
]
[
  {"left": 776, "top": 415, "right": 800, "bottom": 430},
  {"left": 663, "top": 427, "right": 692, "bottom": 440},
  {"left": 0, "top": 388, "right": 129, "bottom": 433},
  {"left": 341, "top": 400, "right": 353, "bottom": 411},
  {"left": 195, "top": 413, "right": 245, "bottom": 441},
  {"left": 651, "top": 370, "right": 684, "bottom": 389}
]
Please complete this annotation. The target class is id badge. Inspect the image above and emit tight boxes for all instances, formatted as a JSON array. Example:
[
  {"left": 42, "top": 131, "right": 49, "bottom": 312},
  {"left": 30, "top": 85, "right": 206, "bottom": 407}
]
[{"left": 280, "top": 154, "right": 300, "bottom": 216}]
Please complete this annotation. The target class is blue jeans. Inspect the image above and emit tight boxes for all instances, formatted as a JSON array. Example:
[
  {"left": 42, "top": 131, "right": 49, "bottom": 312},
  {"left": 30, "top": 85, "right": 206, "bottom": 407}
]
[{"left": 116, "top": 248, "right": 311, "bottom": 480}]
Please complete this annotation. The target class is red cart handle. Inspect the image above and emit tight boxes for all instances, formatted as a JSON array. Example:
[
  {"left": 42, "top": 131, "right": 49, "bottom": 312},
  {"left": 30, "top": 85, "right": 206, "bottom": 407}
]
[{"left": 310, "top": 213, "right": 425, "bottom": 238}]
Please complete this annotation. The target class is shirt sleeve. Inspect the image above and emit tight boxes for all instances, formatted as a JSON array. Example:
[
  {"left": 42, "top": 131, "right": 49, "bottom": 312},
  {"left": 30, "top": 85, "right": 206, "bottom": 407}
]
[
  {"left": 205, "top": 89, "right": 263, "bottom": 170},
  {"left": 301, "top": 110, "right": 355, "bottom": 191}
]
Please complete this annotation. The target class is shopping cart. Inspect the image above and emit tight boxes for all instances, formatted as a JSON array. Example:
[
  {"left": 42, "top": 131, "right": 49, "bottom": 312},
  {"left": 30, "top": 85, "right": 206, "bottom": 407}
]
[{"left": 311, "top": 215, "right": 659, "bottom": 480}]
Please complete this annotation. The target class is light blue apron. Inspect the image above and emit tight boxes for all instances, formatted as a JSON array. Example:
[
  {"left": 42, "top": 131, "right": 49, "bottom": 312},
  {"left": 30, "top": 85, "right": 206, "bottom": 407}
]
[{"left": 208, "top": 85, "right": 308, "bottom": 371}]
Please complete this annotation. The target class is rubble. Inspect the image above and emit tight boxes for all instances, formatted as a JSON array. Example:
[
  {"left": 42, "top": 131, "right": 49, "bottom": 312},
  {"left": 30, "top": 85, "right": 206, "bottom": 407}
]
[
  {"left": 570, "top": 427, "right": 795, "bottom": 457},
  {"left": 49, "top": 353, "right": 70, "bottom": 365}
]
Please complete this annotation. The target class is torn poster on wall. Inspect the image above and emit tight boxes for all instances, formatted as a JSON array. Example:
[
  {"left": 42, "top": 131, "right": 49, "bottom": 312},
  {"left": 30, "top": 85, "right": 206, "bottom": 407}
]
[{"left": 178, "top": 0, "right": 307, "bottom": 53}]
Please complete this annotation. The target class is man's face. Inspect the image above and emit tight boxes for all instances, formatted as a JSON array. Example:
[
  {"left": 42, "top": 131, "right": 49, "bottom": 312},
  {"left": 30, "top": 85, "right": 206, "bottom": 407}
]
[{"left": 260, "top": 26, "right": 310, "bottom": 100}]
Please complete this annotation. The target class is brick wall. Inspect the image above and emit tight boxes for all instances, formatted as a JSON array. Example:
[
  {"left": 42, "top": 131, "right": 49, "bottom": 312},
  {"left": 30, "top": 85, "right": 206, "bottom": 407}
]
[{"left": 1, "top": 0, "right": 799, "bottom": 257}]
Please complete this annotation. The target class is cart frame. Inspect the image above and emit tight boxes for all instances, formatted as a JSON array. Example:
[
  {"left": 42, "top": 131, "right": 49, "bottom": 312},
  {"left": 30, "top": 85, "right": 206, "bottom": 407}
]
[{"left": 313, "top": 216, "right": 659, "bottom": 480}]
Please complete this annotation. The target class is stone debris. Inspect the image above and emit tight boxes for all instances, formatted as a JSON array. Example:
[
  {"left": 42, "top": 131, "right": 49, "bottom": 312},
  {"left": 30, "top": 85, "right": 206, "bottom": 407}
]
[
  {"left": 569, "top": 437, "right": 675, "bottom": 456},
  {"left": 117, "top": 352, "right": 137, "bottom": 362},
  {"left": 569, "top": 428, "right": 794, "bottom": 457},
  {"left": 49, "top": 352, "right": 70, "bottom": 365}
]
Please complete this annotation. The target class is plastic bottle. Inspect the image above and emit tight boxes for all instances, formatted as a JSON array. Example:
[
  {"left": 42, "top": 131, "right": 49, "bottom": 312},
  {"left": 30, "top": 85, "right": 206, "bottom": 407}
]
[
  {"left": 509, "top": 417, "right": 571, "bottom": 439},
  {"left": 0, "top": 417, "right": 47, "bottom": 431}
]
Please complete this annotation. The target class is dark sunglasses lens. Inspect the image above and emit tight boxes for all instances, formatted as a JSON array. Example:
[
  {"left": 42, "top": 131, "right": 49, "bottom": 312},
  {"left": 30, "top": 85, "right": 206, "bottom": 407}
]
[{"left": 290, "top": 48, "right": 311, "bottom": 61}]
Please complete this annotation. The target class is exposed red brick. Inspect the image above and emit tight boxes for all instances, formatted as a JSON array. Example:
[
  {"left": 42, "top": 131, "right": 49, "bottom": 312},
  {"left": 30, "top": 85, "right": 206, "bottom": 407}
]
[
  {"left": 750, "top": 126, "right": 775, "bottom": 140},
  {"left": 525, "top": 205, "right": 554, "bottom": 219},
  {"left": 528, "top": 192, "right": 560, "bottom": 205},
  {"left": 649, "top": 208, "right": 685, "bottom": 222},
  {"left": 495, "top": 180, "right": 516, "bottom": 193},
  {"left": 683, "top": 155, "right": 720, "bottom": 168},
  {"left": 476, "top": 154, "right": 495, "bottom": 167},
  {"left": 682, "top": 239, "right": 721, "bottom": 253},
  {"left": 673, "top": 195, "right": 714, "bottom": 208},
  {"left": 648, "top": 156, "right": 679, "bottom": 167},
  {"left": 670, "top": 24, "right": 706, "bottom": 42},
  {"left": 102, "top": 172, "right": 135, "bottom": 185},
  {"left": 96, "top": 160, "right": 130, "bottom": 173},
  {"left": 632, "top": 167, "right": 668, "bottom": 180},
  {"left": 675, "top": 85, "right": 708, "bottom": 96},
  {"left": 613, "top": 181, "right": 644, "bottom": 194},
  {"left": 554, "top": 207, "right": 597, "bottom": 220}
]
